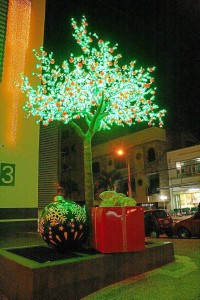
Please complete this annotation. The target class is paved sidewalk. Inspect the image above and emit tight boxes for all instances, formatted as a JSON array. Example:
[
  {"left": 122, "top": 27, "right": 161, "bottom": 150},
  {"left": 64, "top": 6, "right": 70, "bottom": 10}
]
[{"left": 81, "top": 238, "right": 200, "bottom": 300}]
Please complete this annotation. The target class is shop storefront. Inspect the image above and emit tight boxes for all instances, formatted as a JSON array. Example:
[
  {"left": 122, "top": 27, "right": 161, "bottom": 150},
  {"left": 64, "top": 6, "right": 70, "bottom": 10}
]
[
  {"left": 171, "top": 186, "right": 200, "bottom": 215},
  {"left": 168, "top": 145, "right": 200, "bottom": 215}
]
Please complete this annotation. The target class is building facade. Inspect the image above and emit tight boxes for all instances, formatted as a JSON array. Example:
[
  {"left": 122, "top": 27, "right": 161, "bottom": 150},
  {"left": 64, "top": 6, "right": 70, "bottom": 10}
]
[
  {"left": 0, "top": 0, "right": 46, "bottom": 232},
  {"left": 38, "top": 123, "right": 200, "bottom": 212},
  {"left": 167, "top": 145, "right": 200, "bottom": 214},
  {"left": 92, "top": 127, "right": 170, "bottom": 208}
]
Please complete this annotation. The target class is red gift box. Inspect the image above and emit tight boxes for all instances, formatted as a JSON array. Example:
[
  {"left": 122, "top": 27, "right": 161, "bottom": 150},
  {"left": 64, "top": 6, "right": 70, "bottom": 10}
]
[{"left": 91, "top": 206, "right": 145, "bottom": 253}]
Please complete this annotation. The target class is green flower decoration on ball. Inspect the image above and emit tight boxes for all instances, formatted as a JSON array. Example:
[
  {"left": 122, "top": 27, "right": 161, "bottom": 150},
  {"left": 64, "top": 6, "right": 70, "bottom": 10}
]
[{"left": 39, "top": 198, "right": 88, "bottom": 250}]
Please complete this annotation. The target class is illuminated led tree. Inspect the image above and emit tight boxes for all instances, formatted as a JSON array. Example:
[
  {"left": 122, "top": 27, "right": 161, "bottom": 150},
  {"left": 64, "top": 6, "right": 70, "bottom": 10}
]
[{"left": 19, "top": 16, "right": 166, "bottom": 212}]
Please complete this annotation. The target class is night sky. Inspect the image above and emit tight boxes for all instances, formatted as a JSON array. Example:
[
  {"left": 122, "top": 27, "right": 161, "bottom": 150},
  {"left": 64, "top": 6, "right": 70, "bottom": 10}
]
[{"left": 44, "top": 0, "right": 200, "bottom": 142}]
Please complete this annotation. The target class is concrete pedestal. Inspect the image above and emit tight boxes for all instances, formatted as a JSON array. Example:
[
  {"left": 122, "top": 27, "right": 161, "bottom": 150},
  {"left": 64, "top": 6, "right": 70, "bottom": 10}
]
[{"left": 0, "top": 241, "right": 174, "bottom": 300}]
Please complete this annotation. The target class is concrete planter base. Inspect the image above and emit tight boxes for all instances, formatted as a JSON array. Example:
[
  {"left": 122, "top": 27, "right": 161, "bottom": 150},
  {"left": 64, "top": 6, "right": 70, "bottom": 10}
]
[{"left": 0, "top": 241, "right": 174, "bottom": 300}]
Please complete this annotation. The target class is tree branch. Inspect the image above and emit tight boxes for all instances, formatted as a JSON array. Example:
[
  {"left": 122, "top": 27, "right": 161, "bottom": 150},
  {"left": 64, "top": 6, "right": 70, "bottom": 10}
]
[
  {"left": 88, "top": 91, "right": 106, "bottom": 135},
  {"left": 69, "top": 121, "right": 85, "bottom": 139}
]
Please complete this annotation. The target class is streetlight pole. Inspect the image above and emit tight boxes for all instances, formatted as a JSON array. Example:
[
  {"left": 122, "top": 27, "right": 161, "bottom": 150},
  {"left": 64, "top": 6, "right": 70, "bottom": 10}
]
[
  {"left": 117, "top": 149, "right": 132, "bottom": 198},
  {"left": 127, "top": 156, "right": 132, "bottom": 198}
]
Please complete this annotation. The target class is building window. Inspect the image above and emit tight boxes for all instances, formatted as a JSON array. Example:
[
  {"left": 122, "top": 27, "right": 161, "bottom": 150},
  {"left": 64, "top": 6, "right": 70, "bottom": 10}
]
[
  {"left": 176, "top": 159, "right": 200, "bottom": 178},
  {"left": 136, "top": 152, "right": 141, "bottom": 160},
  {"left": 62, "top": 130, "right": 69, "bottom": 139},
  {"left": 108, "top": 159, "right": 113, "bottom": 166},
  {"left": 147, "top": 147, "right": 156, "bottom": 162},
  {"left": 147, "top": 173, "right": 160, "bottom": 195},
  {"left": 92, "top": 161, "right": 100, "bottom": 173},
  {"left": 116, "top": 178, "right": 136, "bottom": 195},
  {"left": 114, "top": 158, "right": 126, "bottom": 169},
  {"left": 62, "top": 146, "right": 70, "bottom": 156},
  {"left": 71, "top": 144, "right": 76, "bottom": 153}
]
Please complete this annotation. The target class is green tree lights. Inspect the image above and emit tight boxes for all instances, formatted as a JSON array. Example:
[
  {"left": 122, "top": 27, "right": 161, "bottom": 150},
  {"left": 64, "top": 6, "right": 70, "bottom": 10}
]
[{"left": 19, "top": 16, "right": 166, "bottom": 212}]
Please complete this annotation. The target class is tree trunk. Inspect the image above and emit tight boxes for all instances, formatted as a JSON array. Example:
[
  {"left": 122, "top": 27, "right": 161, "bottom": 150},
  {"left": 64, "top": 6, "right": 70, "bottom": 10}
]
[
  {"left": 83, "top": 132, "right": 94, "bottom": 213},
  {"left": 69, "top": 122, "right": 95, "bottom": 247},
  {"left": 68, "top": 122, "right": 95, "bottom": 211},
  {"left": 83, "top": 133, "right": 94, "bottom": 247}
]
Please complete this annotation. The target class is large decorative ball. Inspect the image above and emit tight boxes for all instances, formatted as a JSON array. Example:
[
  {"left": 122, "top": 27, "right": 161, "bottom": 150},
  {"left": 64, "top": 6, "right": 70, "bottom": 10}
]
[{"left": 38, "top": 198, "right": 88, "bottom": 250}]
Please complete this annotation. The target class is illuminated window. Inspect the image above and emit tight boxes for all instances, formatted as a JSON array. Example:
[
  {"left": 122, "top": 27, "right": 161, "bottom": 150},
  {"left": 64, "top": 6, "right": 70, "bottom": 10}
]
[{"left": 176, "top": 159, "right": 200, "bottom": 177}]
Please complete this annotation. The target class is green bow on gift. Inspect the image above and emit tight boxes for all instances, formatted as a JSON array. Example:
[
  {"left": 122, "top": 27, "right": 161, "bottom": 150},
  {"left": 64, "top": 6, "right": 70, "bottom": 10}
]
[{"left": 99, "top": 191, "right": 137, "bottom": 207}]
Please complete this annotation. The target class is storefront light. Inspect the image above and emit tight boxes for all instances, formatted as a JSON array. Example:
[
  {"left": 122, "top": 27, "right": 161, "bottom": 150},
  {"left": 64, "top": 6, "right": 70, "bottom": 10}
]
[
  {"left": 187, "top": 188, "right": 200, "bottom": 193},
  {"left": 176, "top": 162, "right": 181, "bottom": 169},
  {"left": 160, "top": 195, "right": 167, "bottom": 201}
]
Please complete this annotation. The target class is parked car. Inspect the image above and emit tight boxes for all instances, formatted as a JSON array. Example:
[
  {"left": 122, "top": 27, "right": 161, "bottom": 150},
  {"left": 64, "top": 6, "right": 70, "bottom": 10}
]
[
  {"left": 144, "top": 209, "right": 173, "bottom": 238},
  {"left": 173, "top": 211, "right": 200, "bottom": 238}
]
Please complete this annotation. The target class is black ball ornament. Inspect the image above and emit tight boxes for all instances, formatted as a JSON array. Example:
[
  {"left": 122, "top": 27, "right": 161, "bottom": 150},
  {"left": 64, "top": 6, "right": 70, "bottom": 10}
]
[{"left": 38, "top": 197, "right": 88, "bottom": 250}]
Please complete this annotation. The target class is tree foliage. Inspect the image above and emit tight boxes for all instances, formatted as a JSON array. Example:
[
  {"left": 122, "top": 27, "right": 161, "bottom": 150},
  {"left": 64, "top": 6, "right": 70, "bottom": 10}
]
[
  {"left": 18, "top": 16, "right": 166, "bottom": 211},
  {"left": 19, "top": 16, "right": 166, "bottom": 135}
]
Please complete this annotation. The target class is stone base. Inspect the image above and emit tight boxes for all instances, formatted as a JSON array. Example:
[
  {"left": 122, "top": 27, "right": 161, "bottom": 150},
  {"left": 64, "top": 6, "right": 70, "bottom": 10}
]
[{"left": 0, "top": 241, "right": 174, "bottom": 300}]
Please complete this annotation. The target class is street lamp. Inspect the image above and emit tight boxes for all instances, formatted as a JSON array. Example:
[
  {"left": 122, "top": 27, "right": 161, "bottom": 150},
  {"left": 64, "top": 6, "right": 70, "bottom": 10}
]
[{"left": 116, "top": 149, "right": 132, "bottom": 197}]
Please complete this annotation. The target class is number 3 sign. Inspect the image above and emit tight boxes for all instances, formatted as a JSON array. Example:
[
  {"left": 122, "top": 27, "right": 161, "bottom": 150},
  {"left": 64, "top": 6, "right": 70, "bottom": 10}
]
[{"left": 0, "top": 163, "right": 15, "bottom": 186}]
